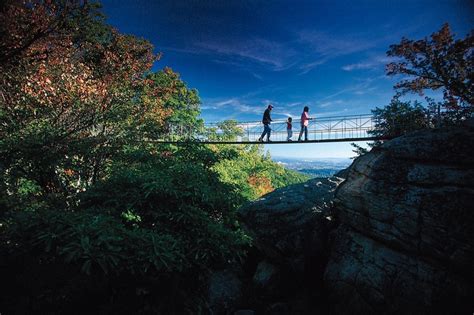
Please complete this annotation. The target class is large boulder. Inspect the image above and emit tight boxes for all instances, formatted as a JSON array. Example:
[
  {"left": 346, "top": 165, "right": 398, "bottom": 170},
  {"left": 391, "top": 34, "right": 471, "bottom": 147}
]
[
  {"left": 325, "top": 123, "right": 474, "bottom": 314},
  {"left": 237, "top": 177, "right": 343, "bottom": 313},
  {"left": 252, "top": 260, "right": 280, "bottom": 291},
  {"left": 238, "top": 177, "right": 342, "bottom": 274},
  {"left": 208, "top": 268, "right": 243, "bottom": 315}
]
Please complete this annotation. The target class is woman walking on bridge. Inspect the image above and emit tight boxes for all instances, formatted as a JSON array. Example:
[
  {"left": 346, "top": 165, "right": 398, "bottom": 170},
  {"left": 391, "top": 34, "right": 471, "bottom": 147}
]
[
  {"left": 298, "top": 106, "right": 311, "bottom": 141},
  {"left": 258, "top": 104, "right": 273, "bottom": 142}
]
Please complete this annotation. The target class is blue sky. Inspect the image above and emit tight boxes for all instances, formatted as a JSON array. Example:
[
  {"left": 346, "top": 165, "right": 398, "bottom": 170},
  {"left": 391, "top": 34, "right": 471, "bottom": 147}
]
[{"left": 101, "top": 0, "right": 473, "bottom": 158}]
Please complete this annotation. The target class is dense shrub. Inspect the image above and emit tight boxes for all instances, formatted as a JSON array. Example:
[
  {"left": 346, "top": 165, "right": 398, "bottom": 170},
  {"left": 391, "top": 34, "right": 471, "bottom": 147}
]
[
  {"left": 1, "top": 144, "right": 253, "bottom": 312},
  {"left": 370, "top": 98, "right": 430, "bottom": 139}
]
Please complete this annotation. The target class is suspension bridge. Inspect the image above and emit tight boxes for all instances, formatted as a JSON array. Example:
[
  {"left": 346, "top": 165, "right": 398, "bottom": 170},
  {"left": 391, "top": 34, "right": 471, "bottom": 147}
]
[{"left": 159, "top": 114, "right": 388, "bottom": 144}]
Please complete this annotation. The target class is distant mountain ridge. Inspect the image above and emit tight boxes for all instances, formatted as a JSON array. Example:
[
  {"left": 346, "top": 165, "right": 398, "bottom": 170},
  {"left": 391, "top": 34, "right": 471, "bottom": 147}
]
[{"left": 273, "top": 157, "right": 352, "bottom": 178}]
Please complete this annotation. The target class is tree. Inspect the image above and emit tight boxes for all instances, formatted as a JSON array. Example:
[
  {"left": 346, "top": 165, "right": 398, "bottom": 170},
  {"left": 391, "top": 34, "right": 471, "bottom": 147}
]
[
  {"left": 146, "top": 68, "right": 204, "bottom": 139},
  {"left": 217, "top": 120, "right": 244, "bottom": 141},
  {"left": 351, "top": 98, "right": 430, "bottom": 158},
  {"left": 386, "top": 23, "right": 473, "bottom": 114},
  {"left": 370, "top": 97, "right": 429, "bottom": 139},
  {"left": 0, "top": 0, "right": 173, "bottom": 199}
]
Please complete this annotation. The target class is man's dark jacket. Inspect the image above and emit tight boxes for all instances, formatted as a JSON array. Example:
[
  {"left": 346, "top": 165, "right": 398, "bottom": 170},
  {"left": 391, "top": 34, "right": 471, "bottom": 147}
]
[{"left": 262, "top": 109, "right": 272, "bottom": 125}]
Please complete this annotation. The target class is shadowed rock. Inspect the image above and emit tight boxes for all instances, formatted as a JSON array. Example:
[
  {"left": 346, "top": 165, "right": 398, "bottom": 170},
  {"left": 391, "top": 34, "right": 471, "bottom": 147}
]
[
  {"left": 208, "top": 268, "right": 243, "bottom": 314},
  {"left": 237, "top": 177, "right": 343, "bottom": 313},
  {"left": 325, "top": 122, "right": 474, "bottom": 314},
  {"left": 238, "top": 177, "right": 342, "bottom": 273}
]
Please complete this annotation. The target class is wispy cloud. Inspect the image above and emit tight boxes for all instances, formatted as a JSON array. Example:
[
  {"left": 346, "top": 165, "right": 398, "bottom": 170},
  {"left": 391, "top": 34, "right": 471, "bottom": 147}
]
[
  {"left": 203, "top": 97, "right": 263, "bottom": 115},
  {"left": 317, "top": 99, "right": 344, "bottom": 108},
  {"left": 196, "top": 38, "right": 298, "bottom": 71},
  {"left": 201, "top": 78, "right": 385, "bottom": 121},
  {"left": 298, "top": 58, "right": 329, "bottom": 74},
  {"left": 202, "top": 93, "right": 355, "bottom": 123},
  {"left": 163, "top": 30, "right": 386, "bottom": 76},
  {"left": 202, "top": 95, "right": 307, "bottom": 121},
  {"left": 342, "top": 62, "right": 377, "bottom": 71},
  {"left": 295, "top": 30, "right": 376, "bottom": 73},
  {"left": 342, "top": 56, "right": 395, "bottom": 71},
  {"left": 251, "top": 72, "right": 263, "bottom": 80},
  {"left": 298, "top": 30, "right": 375, "bottom": 56},
  {"left": 318, "top": 77, "right": 380, "bottom": 101}
]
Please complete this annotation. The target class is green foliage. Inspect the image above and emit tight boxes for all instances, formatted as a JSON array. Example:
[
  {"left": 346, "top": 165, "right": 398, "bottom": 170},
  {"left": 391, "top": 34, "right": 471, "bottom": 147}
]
[
  {"left": 146, "top": 68, "right": 204, "bottom": 140},
  {"left": 370, "top": 97, "right": 430, "bottom": 139},
  {"left": 217, "top": 120, "right": 245, "bottom": 141},
  {"left": 1, "top": 144, "right": 252, "bottom": 312},
  {"left": 212, "top": 145, "right": 309, "bottom": 200},
  {"left": 351, "top": 98, "right": 430, "bottom": 158},
  {"left": 152, "top": 69, "right": 202, "bottom": 127},
  {"left": 350, "top": 143, "right": 369, "bottom": 159},
  {"left": 5, "top": 210, "right": 182, "bottom": 276},
  {"left": 80, "top": 144, "right": 251, "bottom": 269}
]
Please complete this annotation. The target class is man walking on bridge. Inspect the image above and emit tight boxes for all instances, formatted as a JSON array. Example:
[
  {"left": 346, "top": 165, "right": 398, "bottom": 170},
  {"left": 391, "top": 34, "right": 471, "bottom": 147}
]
[{"left": 258, "top": 104, "right": 273, "bottom": 142}]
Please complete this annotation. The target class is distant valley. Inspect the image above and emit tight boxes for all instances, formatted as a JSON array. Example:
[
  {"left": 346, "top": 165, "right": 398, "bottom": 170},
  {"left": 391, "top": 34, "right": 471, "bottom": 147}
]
[{"left": 273, "top": 157, "right": 352, "bottom": 178}]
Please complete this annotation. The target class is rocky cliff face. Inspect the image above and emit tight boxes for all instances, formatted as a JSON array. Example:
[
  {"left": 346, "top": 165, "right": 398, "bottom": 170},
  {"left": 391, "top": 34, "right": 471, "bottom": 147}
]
[
  {"left": 210, "top": 122, "right": 474, "bottom": 314},
  {"left": 325, "top": 122, "right": 474, "bottom": 314}
]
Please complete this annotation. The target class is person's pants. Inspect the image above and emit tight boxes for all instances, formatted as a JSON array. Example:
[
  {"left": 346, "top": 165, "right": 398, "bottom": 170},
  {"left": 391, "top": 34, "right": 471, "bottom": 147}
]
[
  {"left": 287, "top": 129, "right": 292, "bottom": 140},
  {"left": 260, "top": 124, "right": 271, "bottom": 140},
  {"left": 298, "top": 125, "right": 308, "bottom": 140}
]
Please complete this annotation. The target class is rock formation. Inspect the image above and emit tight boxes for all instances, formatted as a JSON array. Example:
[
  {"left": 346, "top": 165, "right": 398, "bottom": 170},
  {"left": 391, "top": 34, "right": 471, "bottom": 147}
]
[
  {"left": 238, "top": 177, "right": 341, "bottom": 274},
  {"left": 210, "top": 122, "right": 474, "bottom": 314},
  {"left": 325, "top": 122, "right": 474, "bottom": 314},
  {"left": 211, "top": 177, "right": 341, "bottom": 314}
]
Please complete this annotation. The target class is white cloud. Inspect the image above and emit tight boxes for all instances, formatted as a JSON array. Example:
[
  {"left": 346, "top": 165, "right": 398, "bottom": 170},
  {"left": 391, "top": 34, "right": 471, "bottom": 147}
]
[
  {"left": 317, "top": 77, "right": 380, "bottom": 102},
  {"left": 195, "top": 38, "right": 298, "bottom": 71},
  {"left": 318, "top": 100, "right": 344, "bottom": 108},
  {"left": 298, "top": 30, "right": 375, "bottom": 57},
  {"left": 298, "top": 58, "right": 329, "bottom": 74},
  {"left": 295, "top": 31, "right": 378, "bottom": 74},
  {"left": 205, "top": 97, "right": 263, "bottom": 115},
  {"left": 164, "top": 30, "right": 387, "bottom": 75},
  {"left": 342, "top": 56, "right": 396, "bottom": 72}
]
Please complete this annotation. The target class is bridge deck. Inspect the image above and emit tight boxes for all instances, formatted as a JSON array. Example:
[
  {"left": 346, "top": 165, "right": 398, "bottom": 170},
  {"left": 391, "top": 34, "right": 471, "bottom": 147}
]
[{"left": 153, "top": 137, "right": 385, "bottom": 145}]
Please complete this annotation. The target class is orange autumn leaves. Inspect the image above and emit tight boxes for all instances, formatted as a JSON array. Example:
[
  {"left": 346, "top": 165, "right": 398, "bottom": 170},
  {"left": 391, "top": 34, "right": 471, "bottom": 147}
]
[
  {"left": 1, "top": 0, "right": 173, "bottom": 138},
  {"left": 247, "top": 174, "right": 273, "bottom": 197},
  {"left": 18, "top": 32, "right": 161, "bottom": 121},
  {"left": 386, "top": 23, "right": 473, "bottom": 108}
]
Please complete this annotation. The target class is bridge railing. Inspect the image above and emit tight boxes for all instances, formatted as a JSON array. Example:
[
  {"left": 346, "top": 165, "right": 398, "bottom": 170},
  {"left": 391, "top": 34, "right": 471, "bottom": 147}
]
[{"left": 178, "top": 114, "right": 376, "bottom": 142}]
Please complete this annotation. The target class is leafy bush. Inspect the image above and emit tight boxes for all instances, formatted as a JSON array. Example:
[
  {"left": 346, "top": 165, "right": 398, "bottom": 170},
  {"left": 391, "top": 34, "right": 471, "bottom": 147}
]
[
  {"left": 1, "top": 210, "right": 208, "bottom": 313},
  {"left": 351, "top": 98, "right": 430, "bottom": 158},
  {"left": 4, "top": 210, "right": 182, "bottom": 276},
  {"left": 1, "top": 144, "right": 252, "bottom": 313},
  {"left": 81, "top": 144, "right": 251, "bottom": 267},
  {"left": 370, "top": 97, "right": 430, "bottom": 139}
]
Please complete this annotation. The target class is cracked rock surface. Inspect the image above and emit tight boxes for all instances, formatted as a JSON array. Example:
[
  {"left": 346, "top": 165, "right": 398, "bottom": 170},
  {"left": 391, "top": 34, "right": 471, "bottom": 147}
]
[
  {"left": 239, "top": 177, "right": 342, "bottom": 272},
  {"left": 325, "top": 122, "right": 474, "bottom": 314},
  {"left": 236, "top": 177, "right": 343, "bottom": 314}
]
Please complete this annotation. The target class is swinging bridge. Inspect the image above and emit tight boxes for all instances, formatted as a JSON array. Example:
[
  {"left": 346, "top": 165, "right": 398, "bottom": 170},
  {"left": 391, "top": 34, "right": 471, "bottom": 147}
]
[{"left": 159, "top": 114, "right": 387, "bottom": 144}]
